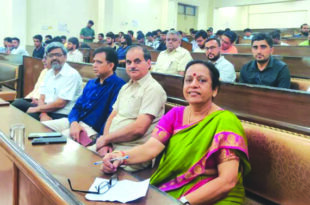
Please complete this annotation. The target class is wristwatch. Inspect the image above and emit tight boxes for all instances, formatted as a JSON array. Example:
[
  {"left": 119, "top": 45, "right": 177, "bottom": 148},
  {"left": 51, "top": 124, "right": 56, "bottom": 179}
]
[{"left": 180, "top": 196, "right": 191, "bottom": 205}]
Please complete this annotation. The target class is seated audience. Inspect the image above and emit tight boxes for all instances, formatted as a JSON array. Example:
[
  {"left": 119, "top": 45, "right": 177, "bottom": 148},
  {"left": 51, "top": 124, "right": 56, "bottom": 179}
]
[
  {"left": 0, "top": 37, "right": 13, "bottom": 54},
  {"left": 98, "top": 33, "right": 105, "bottom": 43},
  {"left": 299, "top": 33, "right": 310, "bottom": 46},
  {"left": 145, "top": 32, "right": 160, "bottom": 49},
  {"left": 80, "top": 20, "right": 95, "bottom": 43},
  {"left": 106, "top": 32, "right": 119, "bottom": 50},
  {"left": 293, "top": 23, "right": 309, "bottom": 38},
  {"left": 12, "top": 42, "right": 83, "bottom": 121},
  {"left": 116, "top": 34, "right": 132, "bottom": 60},
  {"left": 156, "top": 30, "right": 168, "bottom": 51},
  {"left": 95, "top": 45, "right": 167, "bottom": 171},
  {"left": 243, "top": 28, "right": 253, "bottom": 40},
  {"left": 270, "top": 30, "right": 289, "bottom": 46},
  {"left": 220, "top": 30, "right": 238, "bottom": 54},
  {"left": 100, "top": 60, "right": 251, "bottom": 204},
  {"left": 240, "top": 33, "right": 291, "bottom": 88},
  {"left": 193, "top": 30, "right": 208, "bottom": 53},
  {"left": 32, "top": 34, "right": 45, "bottom": 59},
  {"left": 10, "top": 37, "right": 29, "bottom": 56},
  {"left": 43, "top": 47, "right": 125, "bottom": 145},
  {"left": 205, "top": 38, "right": 236, "bottom": 82},
  {"left": 152, "top": 30, "right": 193, "bottom": 75},
  {"left": 66, "top": 37, "right": 83, "bottom": 63}
]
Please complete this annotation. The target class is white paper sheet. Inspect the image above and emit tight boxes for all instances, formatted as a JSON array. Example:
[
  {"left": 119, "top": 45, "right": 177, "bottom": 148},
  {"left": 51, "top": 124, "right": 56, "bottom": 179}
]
[{"left": 85, "top": 178, "right": 150, "bottom": 203}]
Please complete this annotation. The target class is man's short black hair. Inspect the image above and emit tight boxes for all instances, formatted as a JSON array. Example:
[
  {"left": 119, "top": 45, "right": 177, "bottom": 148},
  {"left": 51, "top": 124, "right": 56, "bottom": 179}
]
[
  {"left": 126, "top": 45, "right": 151, "bottom": 62},
  {"left": 68, "top": 37, "right": 79, "bottom": 49},
  {"left": 223, "top": 30, "right": 237, "bottom": 43},
  {"left": 52, "top": 36, "right": 62, "bottom": 43},
  {"left": 123, "top": 34, "right": 132, "bottom": 46},
  {"left": 98, "top": 33, "right": 104, "bottom": 38},
  {"left": 128, "top": 30, "right": 134, "bottom": 37},
  {"left": 12, "top": 37, "right": 20, "bottom": 43},
  {"left": 251, "top": 33, "right": 273, "bottom": 47},
  {"left": 243, "top": 28, "right": 252, "bottom": 33},
  {"left": 162, "top": 30, "right": 168, "bottom": 35},
  {"left": 300, "top": 23, "right": 308, "bottom": 29},
  {"left": 60, "top": 35, "right": 67, "bottom": 40},
  {"left": 270, "top": 30, "right": 281, "bottom": 40},
  {"left": 215, "top": 30, "right": 224, "bottom": 36},
  {"left": 93, "top": 47, "right": 118, "bottom": 71},
  {"left": 106, "top": 32, "right": 115, "bottom": 39},
  {"left": 195, "top": 30, "right": 208, "bottom": 40},
  {"left": 205, "top": 37, "right": 221, "bottom": 47},
  {"left": 45, "top": 35, "right": 53, "bottom": 40},
  {"left": 4, "top": 37, "right": 12, "bottom": 42},
  {"left": 146, "top": 32, "right": 153, "bottom": 37},
  {"left": 88, "top": 20, "right": 94, "bottom": 25},
  {"left": 33, "top": 34, "right": 43, "bottom": 42}
]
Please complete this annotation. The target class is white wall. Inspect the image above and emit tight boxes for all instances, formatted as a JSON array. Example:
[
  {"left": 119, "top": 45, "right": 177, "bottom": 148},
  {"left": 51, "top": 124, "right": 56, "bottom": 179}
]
[
  {"left": 213, "top": 0, "right": 310, "bottom": 30},
  {"left": 26, "top": 0, "right": 98, "bottom": 45}
]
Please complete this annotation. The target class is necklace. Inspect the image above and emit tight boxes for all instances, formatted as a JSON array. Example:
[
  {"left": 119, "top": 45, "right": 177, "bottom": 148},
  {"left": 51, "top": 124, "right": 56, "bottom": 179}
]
[{"left": 187, "top": 105, "right": 213, "bottom": 124}]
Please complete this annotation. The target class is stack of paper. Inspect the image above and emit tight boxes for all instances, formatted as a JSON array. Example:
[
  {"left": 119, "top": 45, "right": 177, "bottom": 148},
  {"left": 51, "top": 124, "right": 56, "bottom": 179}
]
[{"left": 85, "top": 178, "right": 150, "bottom": 203}]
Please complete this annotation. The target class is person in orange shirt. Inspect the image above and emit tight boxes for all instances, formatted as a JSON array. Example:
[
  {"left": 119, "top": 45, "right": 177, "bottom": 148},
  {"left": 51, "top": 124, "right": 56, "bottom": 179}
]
[{"left": 220, "top": 30, "right": 238, "bottom": 54}]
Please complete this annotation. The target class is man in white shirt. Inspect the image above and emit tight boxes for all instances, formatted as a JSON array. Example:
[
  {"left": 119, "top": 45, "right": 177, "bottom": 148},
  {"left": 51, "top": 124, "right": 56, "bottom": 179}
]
[
  {"left": 205, "top": 38, "right": 236, "bottom": 83},
  {"left": 152, "top": 30, "right": 192, "bottom": 76},
  {"left": 13, "top": 42, "right": 83, "bottom": 121},
  {"left": 193, "top": 30, "right": 208, "bottom": 53},
  {"left": 10, "top": 37, "right": 29, "bottom": 56},
  {"left": 66, "top": 37, "right": 83, "bottom": 62}
]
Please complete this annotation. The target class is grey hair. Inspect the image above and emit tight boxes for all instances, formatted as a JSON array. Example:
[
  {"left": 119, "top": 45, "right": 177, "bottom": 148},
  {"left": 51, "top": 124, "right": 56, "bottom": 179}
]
[
  {"left": 45, "top": 42, "right": 67, "bottom": 55},
  {"left": 167, "top": 30, "right": 181, "bottom": 39}
]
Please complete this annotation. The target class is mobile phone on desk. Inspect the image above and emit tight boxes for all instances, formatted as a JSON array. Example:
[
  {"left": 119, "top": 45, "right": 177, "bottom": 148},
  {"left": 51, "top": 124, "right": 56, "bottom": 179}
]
[
  {"left": 28, "top": 132, "right": 62, "bottom": 139},
  {"left": 32, "top": 136, "right": 67, "bottom": 145}
]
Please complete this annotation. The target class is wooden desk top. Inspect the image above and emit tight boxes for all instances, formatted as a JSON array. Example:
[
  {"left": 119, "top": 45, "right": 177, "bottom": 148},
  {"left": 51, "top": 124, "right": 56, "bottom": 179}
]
[{"left": 0, "top": 106, "right": 180, "bottom": 205}]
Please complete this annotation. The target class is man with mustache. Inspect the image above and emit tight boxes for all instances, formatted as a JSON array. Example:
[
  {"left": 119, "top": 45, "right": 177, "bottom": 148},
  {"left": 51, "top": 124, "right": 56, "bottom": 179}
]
[
  {"left": 205, "top": 38, "right": 236, "bottom": 83},
  {"left": 95, "top": 45, "right": 167, "bottom": 171},
  {"left": 240, "top": 33, "right": 291, "bottom": 88},
  {"left": 66, "top": 37, "right": 83, "bottom": 63},
  {"left": 42, "top": 47, "right": 125, "bottom": 145},
  {"left": 13, "top": 42, "right": 83, "bottom": 121}
]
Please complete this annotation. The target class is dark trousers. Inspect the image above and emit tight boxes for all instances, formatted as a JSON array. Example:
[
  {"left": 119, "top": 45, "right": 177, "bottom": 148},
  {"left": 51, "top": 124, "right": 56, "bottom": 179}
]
[{"left": 11, "top": 98, "right": 67, "bottom": 121}]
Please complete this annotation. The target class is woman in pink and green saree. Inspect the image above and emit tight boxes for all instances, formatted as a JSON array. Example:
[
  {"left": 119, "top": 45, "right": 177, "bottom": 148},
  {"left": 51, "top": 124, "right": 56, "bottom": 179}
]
[{"left": 101, "top": 60, "right": 251, "bottom": 205}]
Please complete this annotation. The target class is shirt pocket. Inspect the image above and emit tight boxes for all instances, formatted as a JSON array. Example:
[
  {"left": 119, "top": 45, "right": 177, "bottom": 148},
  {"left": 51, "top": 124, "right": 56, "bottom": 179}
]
[{"left": 118, "top": 94, "right": 143, "bottom": 118}]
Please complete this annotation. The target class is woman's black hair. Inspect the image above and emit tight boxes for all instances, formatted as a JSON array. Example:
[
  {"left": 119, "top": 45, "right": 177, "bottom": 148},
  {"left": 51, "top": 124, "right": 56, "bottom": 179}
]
[{"left": 184, "top": 60, "right": 220, "bottom": 91}]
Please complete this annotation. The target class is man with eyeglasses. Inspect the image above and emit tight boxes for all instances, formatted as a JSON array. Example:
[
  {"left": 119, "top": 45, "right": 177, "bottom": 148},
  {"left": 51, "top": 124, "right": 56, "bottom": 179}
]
[
  {"left": 240, "top": 33, "right": 290, "bottom": 88},
  {"left": 12, "top": 42, "right": 83, "bottom": 121},
  {"left": 152, "top": 30, "right": 192, "bottom": 76},
  {"left": 205, "top": 37, "right": 236, "bottom": 83},
  {"left": 42, "top": 47, "right": 125, "bottom": 146}
]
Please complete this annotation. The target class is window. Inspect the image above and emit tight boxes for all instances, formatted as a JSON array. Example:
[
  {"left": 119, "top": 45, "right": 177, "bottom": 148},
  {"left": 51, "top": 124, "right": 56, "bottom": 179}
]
[{"left": 178, "top": 3, "right": 196, "bottom": 16}]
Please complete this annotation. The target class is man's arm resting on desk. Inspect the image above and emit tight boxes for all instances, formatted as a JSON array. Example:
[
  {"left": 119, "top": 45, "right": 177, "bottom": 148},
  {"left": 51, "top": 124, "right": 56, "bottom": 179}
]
[
  {"left": 96, "top": 113, "right": 154, "bottom": 150},
  {"left": 27, "top": 98, "right": 68, "bottom": 113}
]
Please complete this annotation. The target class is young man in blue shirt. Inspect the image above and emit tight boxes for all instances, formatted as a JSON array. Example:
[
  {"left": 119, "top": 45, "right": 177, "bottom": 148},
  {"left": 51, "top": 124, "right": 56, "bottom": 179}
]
[{"left": 43, "top": 47, "right": 125, "bottom": 145}]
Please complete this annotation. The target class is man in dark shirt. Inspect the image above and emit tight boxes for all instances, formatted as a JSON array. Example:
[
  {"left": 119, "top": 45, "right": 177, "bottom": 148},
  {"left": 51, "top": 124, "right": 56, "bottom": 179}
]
[
  {"left": 43, "top": 47, "right": 125, "bottom": 145},
  {"left": 156, "top": 30, "right": 168, "bottom": 51},
  {"left": 32, "top": 35, "right": 45, "bottom": 59},
  {"left": 240, "top": 33, "right": 291, "bottom": 88}
]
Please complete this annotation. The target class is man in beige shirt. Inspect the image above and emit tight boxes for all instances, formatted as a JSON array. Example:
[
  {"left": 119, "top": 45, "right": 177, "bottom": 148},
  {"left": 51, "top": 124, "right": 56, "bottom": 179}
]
[
  {"left": 152, "top": 30, "right": 192, "bottom": 76},
  {"left": 96, "top": 45, "right": 167, "bottom": 171}
]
